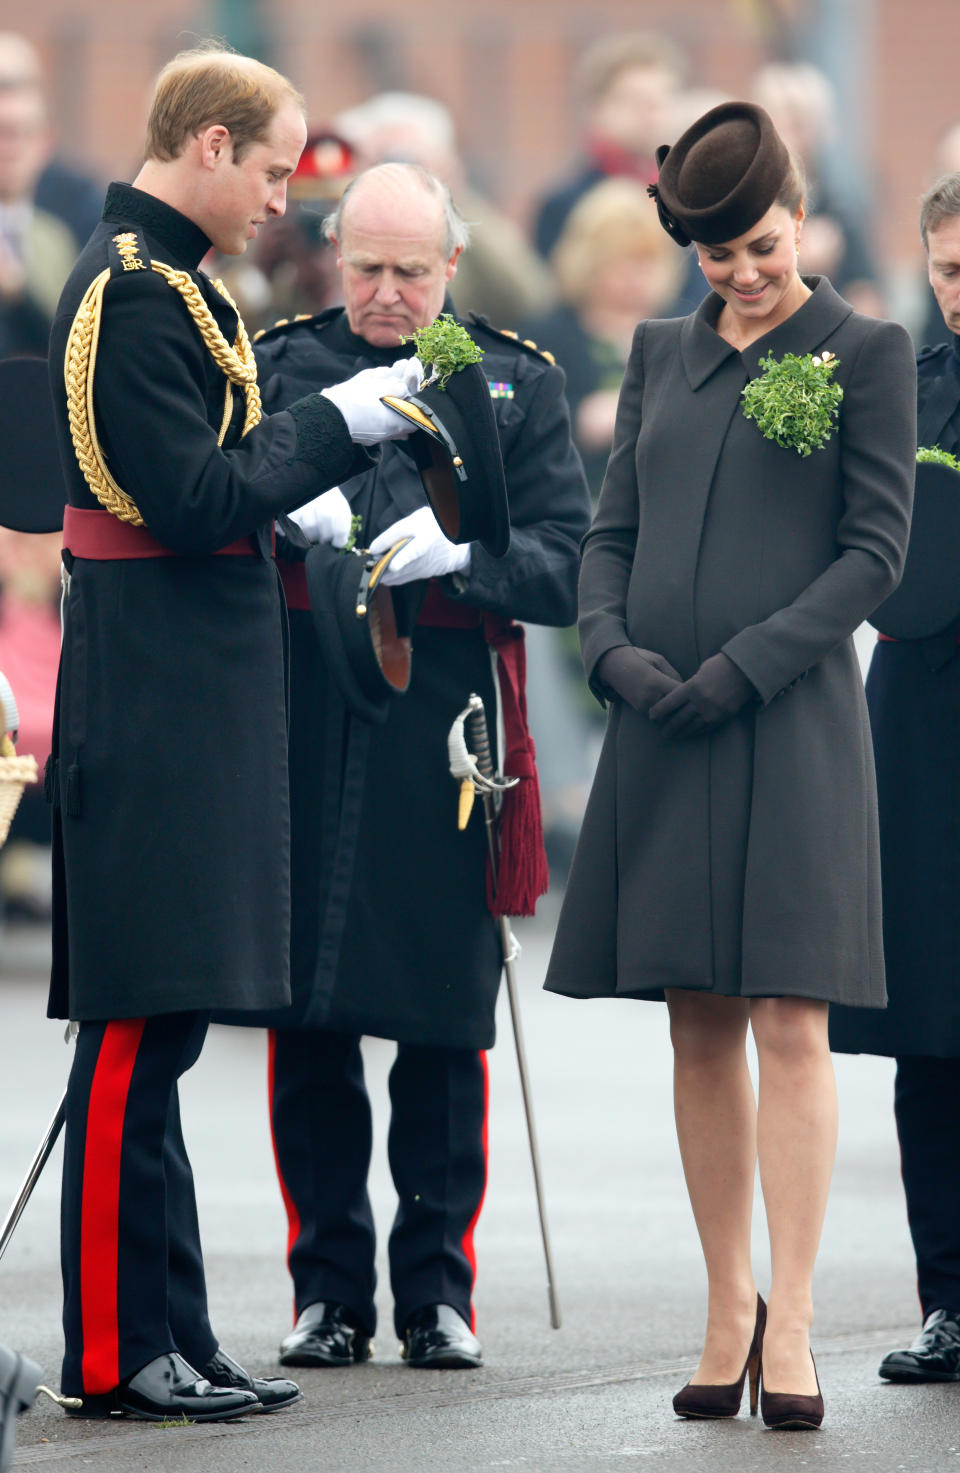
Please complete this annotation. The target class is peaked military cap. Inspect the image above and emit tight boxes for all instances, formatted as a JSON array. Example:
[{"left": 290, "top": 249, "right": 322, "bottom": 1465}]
[
  {"left": 288, "top": 130, "right": 356, "bottom": 202},
  {"left": 381, "top": 360, "right": 510, "bottom": 558},
  {"left": 869, "top": 460, "right": 960, "bottom": 639},
  {"left": 650, "top": 101, "right": 791, "bottom": 249},
  {"left": 305, "top": 536, "right": 420, "bottom": 723}
]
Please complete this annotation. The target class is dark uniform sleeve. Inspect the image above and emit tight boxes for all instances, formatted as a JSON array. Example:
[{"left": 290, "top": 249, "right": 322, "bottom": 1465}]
[
  {"left": 443, "top": 358, "right": 590, "bottom": 627},
  {"left": 577, "top": 322, "right": 645, "bottom": 695},
  {"left": 722, "top": 320, "right": 917, "bottom": 703},
  {"left": 87, "top": 271, "right": 367, "bottom": 555}
]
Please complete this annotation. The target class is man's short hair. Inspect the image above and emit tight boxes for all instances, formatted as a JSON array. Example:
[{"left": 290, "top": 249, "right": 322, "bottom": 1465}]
[
  {"left": 144, "top": 43, "right": 305, "bottom": 164},
  {"left": 323, "top": 162, "right": 470, "bottom": 258},
  {"left": 577, "top": 32, "right": 685, "bottom": 105},
  {"left": 920, "top": 172, "right": 960, "bottom": 249}
]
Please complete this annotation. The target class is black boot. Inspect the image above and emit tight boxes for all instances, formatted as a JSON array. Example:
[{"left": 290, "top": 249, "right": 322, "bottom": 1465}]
[
  {"left": 66, "top": 1352, "right": 258, "bottom": 1421},
  {"left": 198, "top": 1348, "right": 301, "bottom": 1411}
]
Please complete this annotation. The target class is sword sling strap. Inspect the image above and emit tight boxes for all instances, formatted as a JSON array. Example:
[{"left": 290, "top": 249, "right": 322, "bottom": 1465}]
[{"left": 63, "top": 230, "right": 262, "bottom": 527}]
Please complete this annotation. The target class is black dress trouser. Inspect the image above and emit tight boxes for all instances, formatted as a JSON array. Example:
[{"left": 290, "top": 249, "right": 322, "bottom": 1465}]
[
  {"left": 269, "top": 1029, "right": 488, "bottom": 1338},
  {"left": 60, "top": 1012, "right": 217, "bottom": 1397},
  {"left": 894, "top": 1056, "right": 960, "bottom": 1318}
]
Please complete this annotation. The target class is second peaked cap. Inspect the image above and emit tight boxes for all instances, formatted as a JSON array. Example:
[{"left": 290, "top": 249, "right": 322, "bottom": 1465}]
[{"left": 651, "top": 101, "right": 790, "bottom": 248}]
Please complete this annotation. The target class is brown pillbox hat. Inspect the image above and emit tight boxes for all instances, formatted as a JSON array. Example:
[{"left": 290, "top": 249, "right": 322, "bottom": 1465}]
[{"left": 649, "top": 101, "right": 790, "bottom": 248}]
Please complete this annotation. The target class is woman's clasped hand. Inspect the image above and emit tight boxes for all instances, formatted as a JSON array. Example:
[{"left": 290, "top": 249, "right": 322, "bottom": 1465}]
[
  {"left": 596, "top": 644, "right": 681, "bottom": 711},
  {"left": 599, "top": 646, "right": 758, "bottom": 739},
  {"left": 648, "top": 653, "right": 759, "bottom": 740}
]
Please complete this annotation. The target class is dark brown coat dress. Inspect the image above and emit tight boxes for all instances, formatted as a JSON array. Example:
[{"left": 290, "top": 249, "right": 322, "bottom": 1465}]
[{"left": 545, "top": 277, "right": 916, "bottom": 1006}]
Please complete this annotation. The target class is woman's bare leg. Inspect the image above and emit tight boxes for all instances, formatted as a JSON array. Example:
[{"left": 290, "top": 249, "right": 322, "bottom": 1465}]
[
  {"left": 751, "top": 996, "right": 837, "bottom": 1395},
  {"left": 666, "top": 990, "right": 759, "bottom": 1383}
]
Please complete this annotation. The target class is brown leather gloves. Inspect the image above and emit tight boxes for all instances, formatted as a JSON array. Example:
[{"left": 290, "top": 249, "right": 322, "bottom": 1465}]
[
  {"left": 649, "top": 652, "right": 758, "bottom": 740},
  {"left": 596, "top": 645, "right": 682, "bottom": 712}
]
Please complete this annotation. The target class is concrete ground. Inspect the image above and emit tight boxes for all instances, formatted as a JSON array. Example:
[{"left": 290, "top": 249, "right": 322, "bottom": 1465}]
[{"left": 0, "top": 904, "right": 954, "bottom": 1473}]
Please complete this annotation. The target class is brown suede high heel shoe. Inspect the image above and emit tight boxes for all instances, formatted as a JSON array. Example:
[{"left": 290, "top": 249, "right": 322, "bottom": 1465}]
[
  {"left": 673, "top": 1295, "right": 766, "bottom": 1419},
  {"left": 759, "top": 1351, "right": 824, "bottom": 1430}
]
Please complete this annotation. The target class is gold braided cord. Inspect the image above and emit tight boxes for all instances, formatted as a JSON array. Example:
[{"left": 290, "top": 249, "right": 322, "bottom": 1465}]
[{"left": 63, "top": 261, "right": 262, "bottom": 527}]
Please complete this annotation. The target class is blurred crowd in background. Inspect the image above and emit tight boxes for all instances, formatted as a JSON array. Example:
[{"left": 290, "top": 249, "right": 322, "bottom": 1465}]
[{"left": 0, "top": 23, "right": 955, "bottom": 913}]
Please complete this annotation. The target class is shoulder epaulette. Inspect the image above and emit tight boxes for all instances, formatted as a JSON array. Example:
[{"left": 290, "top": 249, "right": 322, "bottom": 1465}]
[
  {"left": 106, "top": 229, "right": 152, "bottom": 277},
  {"left": 467, "top": 311, "right": 556, "bottom": 365},
  {"left": 917, "top": 342, "right": 950, "bottom": 366},
  {"left": 253, "top": 307, "right": 340, "bottom": 344}
]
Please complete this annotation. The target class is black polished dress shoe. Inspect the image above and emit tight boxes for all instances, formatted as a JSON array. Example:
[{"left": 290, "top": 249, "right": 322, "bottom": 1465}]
[
  {"left": 879, "top": 1309, "right": 960, "bottom": 1382},
  {"left": 0, "top": 1346, "right": 42, "bottom": 1473},
  {"left": 400, "top": 1305, "right": 482, "bottom": 1369},
  {"left": 65, "top": 1352, "right": 258, "bottom": 1421},
  {"left": 198, "top": 1348, "right": 301, "bottom": 1411},
  {"left": 278, "top": 1303, "right": 372, "bottom": 1368}
]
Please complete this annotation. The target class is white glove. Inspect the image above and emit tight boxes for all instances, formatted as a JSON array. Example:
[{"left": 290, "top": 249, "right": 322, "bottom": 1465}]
[
  {"left": 321, "top": 357, "right": 424, "bottom": 445},
  {"left": 368, "top": 506, "right": 471, "bottom": 586},
  {"left": 288, "top": 486, "right": 354, "bottom": 546}
]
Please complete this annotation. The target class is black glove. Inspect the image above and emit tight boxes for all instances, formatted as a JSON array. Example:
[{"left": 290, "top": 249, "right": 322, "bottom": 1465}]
[
  {"left": 597, "top": 645, "right": 682, "bottom": 712},
  {"left": 648, "top": 652, "right": 758, "bottom": 741}
]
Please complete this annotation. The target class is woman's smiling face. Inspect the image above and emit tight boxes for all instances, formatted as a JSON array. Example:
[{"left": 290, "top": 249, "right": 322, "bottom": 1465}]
[{"left": 695, "top": 202, "right": 805, "bottom": 324}]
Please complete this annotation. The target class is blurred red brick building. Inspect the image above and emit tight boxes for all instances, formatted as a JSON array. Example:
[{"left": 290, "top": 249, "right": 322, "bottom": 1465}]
[{"left": 8, "top": 0, "right": 956, "bottom": 283}]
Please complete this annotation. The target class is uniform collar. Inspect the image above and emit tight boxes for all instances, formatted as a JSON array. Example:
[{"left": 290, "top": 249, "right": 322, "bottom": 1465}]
[
  {"left": 101, "top": 182, "right": 212, "bottom": 270},
  {"left": 680, "top": 275, "right": 854, "bottom": 390},
  {"left": 323, "top": 294, "right": 460, "bottom": 366}
]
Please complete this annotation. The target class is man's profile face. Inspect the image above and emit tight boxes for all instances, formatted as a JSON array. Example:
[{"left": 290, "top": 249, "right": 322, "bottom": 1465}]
[
  {"left": 927, "top": 215, "right": 960, "bottom": 336},
  {"left": 203, "top": 99, "right": 306, "bottom": 256},
  {"left": 335, "top": 176, "right": 460, "bottom": 347}
]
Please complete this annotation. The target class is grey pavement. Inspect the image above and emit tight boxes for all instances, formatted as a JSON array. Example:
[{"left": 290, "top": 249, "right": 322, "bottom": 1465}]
[{"left": 0, "top": 904, "right": 955, "bottom": 1473}]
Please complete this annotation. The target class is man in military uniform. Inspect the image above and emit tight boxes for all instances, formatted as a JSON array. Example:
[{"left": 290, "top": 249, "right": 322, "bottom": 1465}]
[
  {"left": 255, "top": 162, "right": 590, "bottom": 1368},
  {"left": 48, "top": 48, "right": 418, "bottom": 1421},
  {"left": 830, "top": 173, "right": 960, "bottom": 1381}
]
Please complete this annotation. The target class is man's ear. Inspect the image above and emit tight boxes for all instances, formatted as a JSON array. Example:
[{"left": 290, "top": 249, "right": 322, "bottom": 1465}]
[
  {"left": 445, "top": 245, "right": 463, "bottom": 282},
  {"left": 198, "top": 124, "right": 232, "bottom": 171}
]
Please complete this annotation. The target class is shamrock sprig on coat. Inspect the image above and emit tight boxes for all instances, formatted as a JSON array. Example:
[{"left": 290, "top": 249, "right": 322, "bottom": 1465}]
[{"left": 741, "top": 349, "right": 843, "bottom": 457}]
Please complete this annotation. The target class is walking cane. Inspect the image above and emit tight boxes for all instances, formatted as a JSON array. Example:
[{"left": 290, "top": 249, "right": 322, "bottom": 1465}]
[
  {"left": 448, "top": 693, "right": 561, "bottom": 1329},
  {"left": 0, "top": 1090, "right": 66, "bottom": 1266},
  {"left": 0, "top": 996, "right": 80, "bottom": 1414}
]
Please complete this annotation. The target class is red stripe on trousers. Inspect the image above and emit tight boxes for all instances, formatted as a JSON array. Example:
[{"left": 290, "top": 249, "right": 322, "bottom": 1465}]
[
  {"left": 461, "top": 1051, "right": 490, "bottom": 1334},
  {"left": 266, "top": 1030, "right": 302, "bottom": 1325},
  {"left": 79, "top": 1017, "right": 146, "bottom": 1393}
]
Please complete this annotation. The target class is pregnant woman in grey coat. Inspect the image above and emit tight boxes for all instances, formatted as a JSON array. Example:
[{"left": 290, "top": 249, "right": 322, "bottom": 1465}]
[{"left": 545, "top": 103, "right": 916, "bottom": 1429}]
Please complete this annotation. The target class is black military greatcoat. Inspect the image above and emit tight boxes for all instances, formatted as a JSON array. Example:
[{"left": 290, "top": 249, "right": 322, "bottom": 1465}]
[
  {"left": 250, "top": 307, "right": 590, "bottom": 1048},
  {"left": 831, "top": 336, "right": 960, "bottom": 1058},
  {"left": 545, "top": 278, "right": 916, "bottom": 1007},
  {"left": 47, "top": 184, "right": 369, "bottom": 1022}
]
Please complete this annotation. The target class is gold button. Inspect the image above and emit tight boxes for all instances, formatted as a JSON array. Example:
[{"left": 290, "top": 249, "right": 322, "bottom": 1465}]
[{"left": 453, "top": 456, "right": 463, "bottom": 466}]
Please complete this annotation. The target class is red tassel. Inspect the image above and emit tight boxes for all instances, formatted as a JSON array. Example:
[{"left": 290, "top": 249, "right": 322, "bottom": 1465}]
[
  {"left": 487, "top": 753, "right": 550, "bottom": 917},
  {"left": 482, "top": 615, "right": 550, "bottom": 917}
]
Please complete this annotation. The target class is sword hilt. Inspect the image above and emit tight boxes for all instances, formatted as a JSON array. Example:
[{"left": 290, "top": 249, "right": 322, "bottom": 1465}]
[{"left": 466, "top": 695, "right": 495, "bottom": 782}]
